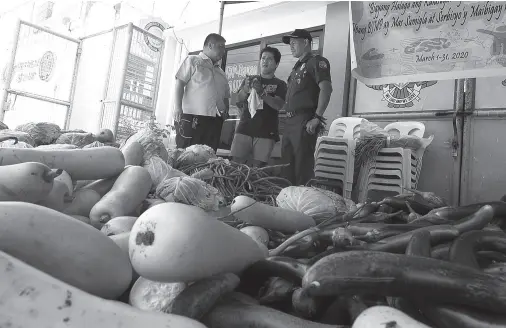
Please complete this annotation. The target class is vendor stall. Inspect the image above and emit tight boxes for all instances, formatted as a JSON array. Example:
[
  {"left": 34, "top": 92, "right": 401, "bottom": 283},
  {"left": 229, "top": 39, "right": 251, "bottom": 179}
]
[{"left": 1, "top": 2, "right": 506, "bottom": 328}]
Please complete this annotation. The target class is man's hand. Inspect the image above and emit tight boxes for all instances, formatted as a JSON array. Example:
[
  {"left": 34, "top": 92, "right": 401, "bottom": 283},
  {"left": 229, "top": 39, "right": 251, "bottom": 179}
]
[
  {"left": 305, "top": 118, "right": 320, "bottom": 135},
  {"left": 174, "top": 108, "right": 183, "bottom": 123},
  {"left": 251, "top": 78, "right": 263, "bottom": 95},
  {"left": 242, "top": 76, "right": 254, "bottom": 93},
  {"left": 222, "top": 111, "right": 230, "bottom": 120},
  {"left": 242, "top": 80, "right": 252, "bottom": 93}
]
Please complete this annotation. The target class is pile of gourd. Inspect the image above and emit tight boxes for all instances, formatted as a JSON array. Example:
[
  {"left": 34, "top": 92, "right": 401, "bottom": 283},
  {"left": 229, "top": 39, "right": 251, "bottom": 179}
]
[
  {"left": 5, "top": 121, "right": 506, "bottom": 328},
  {"left": 0, "top": 119, "right": 432, "bottom": 328}
]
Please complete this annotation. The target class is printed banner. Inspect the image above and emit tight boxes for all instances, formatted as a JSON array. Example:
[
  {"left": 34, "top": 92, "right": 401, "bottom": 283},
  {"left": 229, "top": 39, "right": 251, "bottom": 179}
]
[{"left": 350, "top": 1, "right": 506, "bottom": 85}]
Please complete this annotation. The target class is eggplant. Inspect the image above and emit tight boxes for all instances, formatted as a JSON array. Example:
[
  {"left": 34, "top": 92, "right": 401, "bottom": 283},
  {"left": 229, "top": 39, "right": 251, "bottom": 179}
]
[
  {"left": 223, "top": 292, "right": 259, "bottom": 305},
  {"left": 414, "top": 202, "right": 506, "bottom": 224},
  {"left": 355, "top": 225, "right": 459, "bottom": 253},
  {"left": 302, "top": 251, "right": 506, "bottom": 314},
  {"left": 202, "top": 301, "right": 346, "bottom": 328},
  {"left": 477, "top": 251, "right": 506, "bottom": 265},
  {"left": 343, "top": 296, "right": 368, "bottom": 323},
  {"left": 452, "top": 205, "right": 496, "bottom": 233},
  {"left": 385, "top": 230, "right": 433, "bottom": 324},
  {"left": 484, "top": 262, "right": 506, "bottom": 275},
  {"left": 377, "top": 204, "right": 393, "bottom": 213},
  {"left": 422, "top": 231, "right": 506, "bottom": 327},
  {"left": 304, "top": 248, "right": 344, "bottom": 266},
  {"left": 405, "top": 230, "right": 431, "bottom": 257},
  {"left": 431, "top": 243, "right": 451, "bottom": 260},
  {"left": 449, "top": 230, "right": 506, "bottom": 269},
  {"left": 405, "top": 187, "right": 448, "bottom": 208},
  {"left": 378, "top": 197, "right": 432, "bottom": 215},
  {"left": 354, "top": 230, "right": 401, "bottom": 243},
  {"left": 346, "top": 222, "right": 430, "bottom": 236},
  {"left": 386, "top": 297, "right": 427, "bottom": 325},
  {"left": 258, "top": 277, "right": 296, "bottom": 304},
  {"left": 238, "top": 256, "right": 309, "bottom": 298},
  {"left": 332, "top": 228, "right": 366, "bottom": 248},
  {"left": 241, "top": 256, "right": 309, "bottom": 284},
  {"left": 483, "top": 224, "right": 504, "bottom": 232},
  {"left": 318, "top": 297, "right": 350, "bottom": 325},
  {"left": 291, "top": 288, "right": 334, "bottom": 320},
  {"left": 352, "top": 203, "right": 380, "bottom": 219},
  {"left": 281, "top": 236, "right": 323, "bottom": 259},
  {"left": 317, "top": 226, "right": 342, "bottom": 246},
  {"left": 353, "top": 211, "right": 403, "bottom": 224}
]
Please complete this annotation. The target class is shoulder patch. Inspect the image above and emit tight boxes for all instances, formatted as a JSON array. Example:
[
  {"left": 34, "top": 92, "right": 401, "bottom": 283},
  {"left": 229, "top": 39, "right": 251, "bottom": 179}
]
[{"left": 319, "top": 61, "right": 328, "bottom": 69}]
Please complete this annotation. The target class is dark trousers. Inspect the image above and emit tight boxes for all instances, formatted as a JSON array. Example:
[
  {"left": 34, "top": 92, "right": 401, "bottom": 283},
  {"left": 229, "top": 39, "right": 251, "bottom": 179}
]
[
  {"left": 281, "top": 112, "right": 317, "bottom": 186},
  {"left": 176, "top": 113, "right": 224, "bottom": 152}
]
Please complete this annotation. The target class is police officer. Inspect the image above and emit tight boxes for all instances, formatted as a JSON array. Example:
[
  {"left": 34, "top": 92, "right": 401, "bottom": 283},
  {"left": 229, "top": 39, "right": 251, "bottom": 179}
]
[{"left": 281, "top": 29, "right": 333, "bottom": 186}]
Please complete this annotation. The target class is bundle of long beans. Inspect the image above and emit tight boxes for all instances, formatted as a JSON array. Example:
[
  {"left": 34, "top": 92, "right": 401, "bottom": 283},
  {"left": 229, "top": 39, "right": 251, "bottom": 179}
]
[
  {"left": 354, "top": 133, "right": 427, "bottom": 168},
  {"left": 178, "top": 159, "right": 291, "bottom": 206},
  {"left": 354, "top": 134, "right": 388, "bottom": 168}
]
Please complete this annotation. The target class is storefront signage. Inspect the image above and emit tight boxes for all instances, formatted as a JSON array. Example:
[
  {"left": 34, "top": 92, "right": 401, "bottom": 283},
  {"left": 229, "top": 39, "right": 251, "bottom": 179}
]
[
  {"left": 10, "top": 51, "right": 56, "bottom": 84},
  {"left": 350, "top": 1, "right": 506, "bottom": 85},
  {"left": 144, "top": 21, "right": 165, "bottom": 52}
]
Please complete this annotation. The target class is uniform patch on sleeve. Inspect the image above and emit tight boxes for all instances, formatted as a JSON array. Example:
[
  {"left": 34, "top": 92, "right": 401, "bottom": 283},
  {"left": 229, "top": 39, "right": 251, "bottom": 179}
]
[{"left": 319, "top": 61, "right": 328, "bottom": 69}]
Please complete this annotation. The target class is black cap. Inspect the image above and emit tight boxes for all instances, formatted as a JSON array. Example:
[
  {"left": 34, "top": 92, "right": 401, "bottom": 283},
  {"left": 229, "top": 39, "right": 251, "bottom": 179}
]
[{"left": 282, "top": 29, "right": 312, "bottom": 44}]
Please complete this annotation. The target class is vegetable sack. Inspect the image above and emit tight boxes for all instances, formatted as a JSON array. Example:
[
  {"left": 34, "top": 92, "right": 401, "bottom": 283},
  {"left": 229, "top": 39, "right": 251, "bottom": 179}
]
[
  {"left": 15, "top": 122, "right": 61, "bottom": 146},
  {"left": 122, "top": 124, "right": 169, "bottom": 163},
  {"left": 175, "top": 144, "right": 216, "bottom": 169},
  {"left": 276, "top": 186, "right": 349, "bottom": 222},
  {"left": 143, "top": 156, "right": 187, "bottom": 191},
  {"left": 167, "top": 148, "right": 184, "bottom": 167},
  {"left": 155, "top": 176, "right": 225, "bottom": 211},
  {"left": 0, "top": 130, "right": 35, "bottom": 146},
  {"left": 56, "top": 132, "right": 95, "bottom": 147},
  {"left": 0, "top": 140, "right": 33, "bottom": 148}
]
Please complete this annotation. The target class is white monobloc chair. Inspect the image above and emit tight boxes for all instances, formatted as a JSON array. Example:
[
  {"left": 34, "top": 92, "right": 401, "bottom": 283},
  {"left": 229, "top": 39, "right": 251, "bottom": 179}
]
[{"left": 313, "top": 117, "right": 363, "bottom": 199}]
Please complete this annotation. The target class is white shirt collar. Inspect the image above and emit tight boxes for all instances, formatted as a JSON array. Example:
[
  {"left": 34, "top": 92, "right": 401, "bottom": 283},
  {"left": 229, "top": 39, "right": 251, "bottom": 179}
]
[{"left": 199, "top": 52, "right": 220, "bottom": 67}]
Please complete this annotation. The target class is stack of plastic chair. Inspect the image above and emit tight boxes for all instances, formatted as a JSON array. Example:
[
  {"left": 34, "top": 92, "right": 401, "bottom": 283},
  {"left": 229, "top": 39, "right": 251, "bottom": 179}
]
[
  {"left": 357, "top": 121, "right": 433, "bottom": 203},
  {"left": 313, "top": 117, "right": 363, "bottom": 199}
]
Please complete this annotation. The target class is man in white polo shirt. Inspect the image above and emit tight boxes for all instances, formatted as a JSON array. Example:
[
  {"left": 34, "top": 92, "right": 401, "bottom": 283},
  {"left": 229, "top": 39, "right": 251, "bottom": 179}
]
[{"left": 173, "top": 33, "right": 231, "bottom": 152}]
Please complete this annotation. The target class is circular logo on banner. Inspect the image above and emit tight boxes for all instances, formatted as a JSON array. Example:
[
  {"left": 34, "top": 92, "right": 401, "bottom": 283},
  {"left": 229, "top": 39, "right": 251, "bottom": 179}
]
[
  {"left": 365, "top": 81, "right": 438, "bottom": 108},
  {"left": 39, "top": 51, "right": 56, "bottom": 82},
  {"left": 144, "top": 22, "right": 165, "bottom": 52}
]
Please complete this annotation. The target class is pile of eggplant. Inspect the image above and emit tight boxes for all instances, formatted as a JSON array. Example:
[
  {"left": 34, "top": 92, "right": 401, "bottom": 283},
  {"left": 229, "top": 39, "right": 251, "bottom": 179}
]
[{"left": 234, "top": 190, "right": 506, "bottom": 328}]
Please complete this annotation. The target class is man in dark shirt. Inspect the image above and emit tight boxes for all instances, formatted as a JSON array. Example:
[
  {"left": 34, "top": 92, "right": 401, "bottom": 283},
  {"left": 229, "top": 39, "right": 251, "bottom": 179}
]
[
  {"left": 281, "top": 29, "right": 333, "bottom": 186},
  {"left": 230, "top": 46, "right": 287, "bottom": 167}
]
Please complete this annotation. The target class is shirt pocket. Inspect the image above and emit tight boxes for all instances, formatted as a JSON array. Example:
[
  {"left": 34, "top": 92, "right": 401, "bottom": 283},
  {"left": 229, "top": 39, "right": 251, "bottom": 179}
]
[
  {"left": 192, "top": 63, "right": 213, "bottom": 84},
  {"left": 293, "top": 70, "right": 309, "bottom": 92}
]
